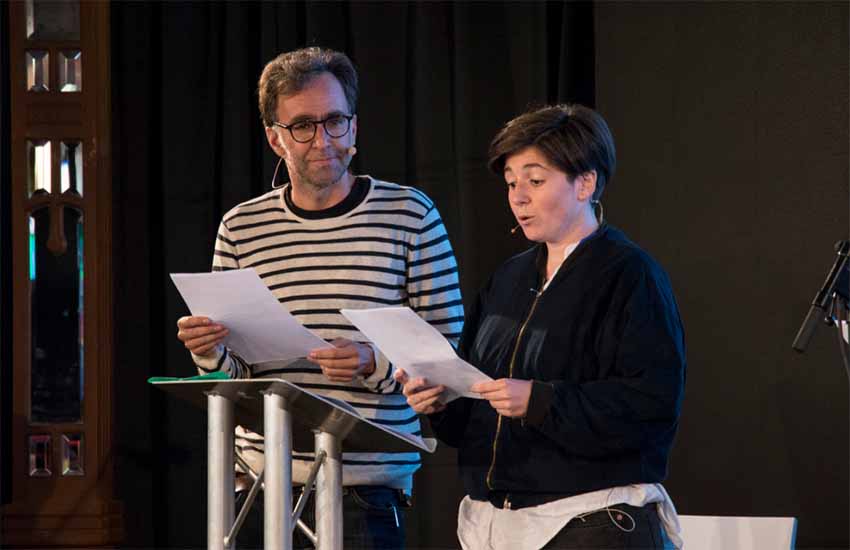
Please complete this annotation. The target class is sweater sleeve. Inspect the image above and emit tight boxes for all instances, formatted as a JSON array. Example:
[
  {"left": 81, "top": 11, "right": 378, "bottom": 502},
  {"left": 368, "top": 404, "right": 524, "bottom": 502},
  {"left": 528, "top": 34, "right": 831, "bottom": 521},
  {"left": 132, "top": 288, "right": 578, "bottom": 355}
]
[
  {"left": 190, "top": 220, "right": 252, "bottom": 379},
  {"left": 363, "top": 202, "right": 465, "bottom": 394},
  {"left": 407, "top": 204, "right": 464, "bottom": 345},
  {"left": 427, "top": 276, "right": 489, "bottom": 447},
  {"left": 529, "top": 262, "right": 686, "bottom": 458}
]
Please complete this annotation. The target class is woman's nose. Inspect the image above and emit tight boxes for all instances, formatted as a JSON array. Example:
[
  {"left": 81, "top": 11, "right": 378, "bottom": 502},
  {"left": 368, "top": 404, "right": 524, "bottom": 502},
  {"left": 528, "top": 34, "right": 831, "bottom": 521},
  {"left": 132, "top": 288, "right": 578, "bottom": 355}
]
[{"left": 510, "top": 186, "right": 529, "bottom": 205}]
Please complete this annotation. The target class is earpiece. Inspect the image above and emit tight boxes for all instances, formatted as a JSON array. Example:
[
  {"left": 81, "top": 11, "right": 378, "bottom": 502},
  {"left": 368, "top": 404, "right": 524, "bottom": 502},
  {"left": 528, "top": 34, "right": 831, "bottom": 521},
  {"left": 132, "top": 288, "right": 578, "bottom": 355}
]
[
  {"left": 347, "top": 145, "right": 358, "bottom": 156},
  {"left": 270, "top": 157, "right": 285, "bottom": 189},
  {"left": 591, "top": 200, "right": 604, "bottom": 223}
]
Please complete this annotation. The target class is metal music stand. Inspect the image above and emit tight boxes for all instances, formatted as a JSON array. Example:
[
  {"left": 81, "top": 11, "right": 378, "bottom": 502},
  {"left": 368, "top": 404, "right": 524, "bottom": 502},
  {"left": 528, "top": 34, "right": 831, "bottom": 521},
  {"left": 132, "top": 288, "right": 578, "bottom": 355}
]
[{"left": 152, "top": 378, "right": 435, "bottom": 550}]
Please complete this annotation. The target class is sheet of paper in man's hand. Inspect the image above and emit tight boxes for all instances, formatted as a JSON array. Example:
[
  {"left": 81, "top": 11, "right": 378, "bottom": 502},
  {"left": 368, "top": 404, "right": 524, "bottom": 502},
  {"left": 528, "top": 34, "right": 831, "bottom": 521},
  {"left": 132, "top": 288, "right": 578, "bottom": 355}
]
[
  {"left": 340, "top": 307, "right": 492, "bottom": 401},
  {"left": 171, "top": 268, "right": 332, "bottom": 364}
]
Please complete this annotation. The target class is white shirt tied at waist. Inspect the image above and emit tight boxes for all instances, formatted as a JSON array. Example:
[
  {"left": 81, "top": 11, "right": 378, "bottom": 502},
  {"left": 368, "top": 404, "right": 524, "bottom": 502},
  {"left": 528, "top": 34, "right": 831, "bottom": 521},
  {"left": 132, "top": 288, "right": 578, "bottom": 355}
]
[{"left": 457, "top": 483, "right": 683, "bottom": 550}]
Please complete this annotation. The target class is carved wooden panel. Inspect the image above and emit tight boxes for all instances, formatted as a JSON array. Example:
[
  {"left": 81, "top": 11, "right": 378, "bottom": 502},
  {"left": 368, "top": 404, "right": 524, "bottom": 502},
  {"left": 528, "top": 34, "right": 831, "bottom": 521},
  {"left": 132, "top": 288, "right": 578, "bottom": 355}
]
[{"left": 3, "top": 1, "right": 123, "bottom": 546}]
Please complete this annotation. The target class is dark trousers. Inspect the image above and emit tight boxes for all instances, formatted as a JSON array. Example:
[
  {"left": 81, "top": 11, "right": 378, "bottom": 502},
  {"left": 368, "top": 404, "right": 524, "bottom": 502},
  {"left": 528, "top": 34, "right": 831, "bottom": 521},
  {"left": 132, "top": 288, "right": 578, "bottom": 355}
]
[
  {"left": 235, "top": 485, "right": 407, "bottom": 550},
  {"left": 542, "top": 503, "right": 669, "bottom": 549},
  {"left": 294, "top": 486, "right": 407, "bottom": 550}
]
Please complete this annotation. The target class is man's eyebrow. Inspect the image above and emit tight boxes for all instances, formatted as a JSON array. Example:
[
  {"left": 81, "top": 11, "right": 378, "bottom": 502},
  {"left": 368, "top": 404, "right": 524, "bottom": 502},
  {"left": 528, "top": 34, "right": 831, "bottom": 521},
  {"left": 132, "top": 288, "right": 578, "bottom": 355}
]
[{"left": 287, "top": 110, "right": 348, "bottom": 124}]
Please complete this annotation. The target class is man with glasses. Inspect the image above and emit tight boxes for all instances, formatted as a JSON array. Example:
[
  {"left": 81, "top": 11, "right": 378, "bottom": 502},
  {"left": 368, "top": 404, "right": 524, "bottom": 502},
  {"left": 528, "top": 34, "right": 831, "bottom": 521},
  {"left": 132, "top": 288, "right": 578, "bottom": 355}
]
[{"left": 176, "top": 47, "right": 463, "bottom": 549}]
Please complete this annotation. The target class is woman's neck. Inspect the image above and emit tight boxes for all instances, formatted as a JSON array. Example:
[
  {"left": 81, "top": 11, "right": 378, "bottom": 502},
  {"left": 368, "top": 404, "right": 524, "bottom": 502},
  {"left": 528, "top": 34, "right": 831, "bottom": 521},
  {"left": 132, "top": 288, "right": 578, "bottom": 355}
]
[{"left": 544, "top": 213, "right": 599, "bottom": 280}]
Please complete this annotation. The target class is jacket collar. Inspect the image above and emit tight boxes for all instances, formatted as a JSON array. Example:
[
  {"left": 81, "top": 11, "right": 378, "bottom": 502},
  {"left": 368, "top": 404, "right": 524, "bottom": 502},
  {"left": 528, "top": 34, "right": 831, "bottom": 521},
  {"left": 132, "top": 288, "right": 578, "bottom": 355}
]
[{"left": 533, "top": 222, "right": 611, "bottom": 288}]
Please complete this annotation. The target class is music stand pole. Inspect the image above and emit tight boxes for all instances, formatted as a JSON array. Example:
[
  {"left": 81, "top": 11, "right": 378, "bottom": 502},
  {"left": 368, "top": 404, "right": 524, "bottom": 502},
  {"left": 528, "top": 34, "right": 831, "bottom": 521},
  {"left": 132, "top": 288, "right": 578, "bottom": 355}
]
[
  {"left": 314, "top": 431, "right": 343, "bottom": 550},
  {"left": 207, "top": 392, "right": 235, "bottom": 550},
  {"left": 263, "top": 390, "right": 294, "bottom": 550}
]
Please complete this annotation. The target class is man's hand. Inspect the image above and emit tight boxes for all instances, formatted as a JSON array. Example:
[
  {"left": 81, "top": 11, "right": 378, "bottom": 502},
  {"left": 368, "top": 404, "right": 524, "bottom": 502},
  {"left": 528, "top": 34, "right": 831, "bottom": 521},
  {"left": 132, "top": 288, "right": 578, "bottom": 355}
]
[
  {"left": 176, "top": 316, "right": 228, "bottom": 356},
  {"left": 394, "top": 369, "right": 447, "bottom": 415},
  {"left": 307, "top": 338, "right": 375, "bottom": 382},
  {"left": 471, "top": 378, "right": 533, "bottom": 418}
]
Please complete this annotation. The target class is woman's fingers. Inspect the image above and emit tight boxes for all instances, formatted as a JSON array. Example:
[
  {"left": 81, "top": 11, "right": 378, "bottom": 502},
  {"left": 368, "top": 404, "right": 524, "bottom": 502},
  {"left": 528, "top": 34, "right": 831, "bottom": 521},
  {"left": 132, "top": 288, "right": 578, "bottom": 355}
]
[
  {"left": 401, "top": 378, "right": 446, "bottom": 413},
  {"left": 393, "top": 369, "right": 409, "bottom": 385}
]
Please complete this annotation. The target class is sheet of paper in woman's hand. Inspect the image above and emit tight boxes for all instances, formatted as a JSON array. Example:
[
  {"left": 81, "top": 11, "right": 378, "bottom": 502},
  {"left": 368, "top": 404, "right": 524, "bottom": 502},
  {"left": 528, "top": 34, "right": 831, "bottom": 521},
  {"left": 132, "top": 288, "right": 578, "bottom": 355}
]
[
  {"left": 340, "top": 306, "right": 492, "bottom": 401},
  {"left": 170, "top": 268, "right": 332, "bottom": 364}
]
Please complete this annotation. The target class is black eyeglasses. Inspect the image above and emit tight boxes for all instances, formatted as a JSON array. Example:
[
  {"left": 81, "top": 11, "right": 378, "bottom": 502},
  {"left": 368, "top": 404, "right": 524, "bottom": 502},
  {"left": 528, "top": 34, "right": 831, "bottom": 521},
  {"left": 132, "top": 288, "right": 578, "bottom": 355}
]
[{"left": 272, "top": 114, "right": 354, "bottom": 143}]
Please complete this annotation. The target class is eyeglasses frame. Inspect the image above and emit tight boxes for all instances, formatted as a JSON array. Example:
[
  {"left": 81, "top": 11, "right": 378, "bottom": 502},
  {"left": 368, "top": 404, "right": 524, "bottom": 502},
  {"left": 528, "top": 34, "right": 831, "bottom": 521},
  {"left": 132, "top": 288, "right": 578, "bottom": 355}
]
[{"left": 271, "top": 113, "right": 355, "bottom": 143}]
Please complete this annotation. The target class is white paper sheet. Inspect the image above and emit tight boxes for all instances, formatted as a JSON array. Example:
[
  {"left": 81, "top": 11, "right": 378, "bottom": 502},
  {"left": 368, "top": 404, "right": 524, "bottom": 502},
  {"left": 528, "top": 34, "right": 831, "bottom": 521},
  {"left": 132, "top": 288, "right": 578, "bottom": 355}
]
[
  {"left": 340, "top": 307, "right": 492, "bottom": 402},
  {"left": 171, "top": 269, "right": 332, "bottom": 364}
]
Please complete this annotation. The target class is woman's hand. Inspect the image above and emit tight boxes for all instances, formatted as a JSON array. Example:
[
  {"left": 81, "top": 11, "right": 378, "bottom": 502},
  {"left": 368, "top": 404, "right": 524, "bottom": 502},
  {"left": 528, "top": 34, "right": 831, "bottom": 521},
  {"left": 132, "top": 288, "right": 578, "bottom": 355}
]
[
  {"left": 394, "top": 369, "right": 447, "bottom": 414},
  {"left": 471, "top": 378, "right": 532, "bottom": 418}
]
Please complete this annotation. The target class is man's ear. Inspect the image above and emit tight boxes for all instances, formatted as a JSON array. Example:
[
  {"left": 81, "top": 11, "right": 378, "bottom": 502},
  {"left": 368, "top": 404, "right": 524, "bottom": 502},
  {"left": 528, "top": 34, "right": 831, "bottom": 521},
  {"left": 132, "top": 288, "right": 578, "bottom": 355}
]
[
  {"left": 265, "top": 126, "right": 287, "bottom": 159},
  {"left": 577, "top": 170, "right": 598, "bottom": 202}
]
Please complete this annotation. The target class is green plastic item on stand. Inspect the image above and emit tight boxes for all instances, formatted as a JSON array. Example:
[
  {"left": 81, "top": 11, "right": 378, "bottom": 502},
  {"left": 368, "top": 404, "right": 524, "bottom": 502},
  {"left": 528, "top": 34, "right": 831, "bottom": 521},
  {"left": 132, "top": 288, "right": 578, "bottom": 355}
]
[{"left": 147, "top": 371, "right": 230, "bottom": 383}]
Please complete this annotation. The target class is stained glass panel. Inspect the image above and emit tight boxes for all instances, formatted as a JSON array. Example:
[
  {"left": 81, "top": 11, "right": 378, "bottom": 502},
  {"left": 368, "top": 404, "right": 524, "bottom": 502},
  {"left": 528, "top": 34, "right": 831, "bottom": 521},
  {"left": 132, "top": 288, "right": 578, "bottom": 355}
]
[{"left": 29, "top": 208, "right": 84, "bottom": 424}]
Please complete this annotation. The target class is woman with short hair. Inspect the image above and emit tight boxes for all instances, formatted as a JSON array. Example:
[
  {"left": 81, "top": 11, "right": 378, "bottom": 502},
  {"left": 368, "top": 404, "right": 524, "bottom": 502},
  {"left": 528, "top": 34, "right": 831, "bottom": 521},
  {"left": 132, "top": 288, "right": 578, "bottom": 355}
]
[{"left": 397, "top": 104, "right": 685, "bottom": 549}]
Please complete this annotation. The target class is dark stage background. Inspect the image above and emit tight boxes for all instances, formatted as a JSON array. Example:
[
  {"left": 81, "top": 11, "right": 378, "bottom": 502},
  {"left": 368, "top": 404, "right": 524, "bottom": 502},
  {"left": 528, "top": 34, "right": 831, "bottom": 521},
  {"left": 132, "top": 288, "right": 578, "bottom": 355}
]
[
  {"left": 109, "top": 2, "right": 849, "bottom": 549},
  {"left": 595, "top": 3, "right": 849, "bottom": 549}
]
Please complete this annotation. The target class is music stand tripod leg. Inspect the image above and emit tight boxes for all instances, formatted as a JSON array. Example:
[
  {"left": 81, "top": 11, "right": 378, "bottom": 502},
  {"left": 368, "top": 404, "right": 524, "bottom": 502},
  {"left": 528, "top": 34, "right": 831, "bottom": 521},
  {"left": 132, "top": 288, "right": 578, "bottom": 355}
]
[
  {"left": 314, "top": 431, "right": 343, "bottom": 550},
  {"left": 264, "top": 390, "right": 293, "bottom": 550},
  {"left": 207, "top": 392, "right": 235, "bottom": 550}
]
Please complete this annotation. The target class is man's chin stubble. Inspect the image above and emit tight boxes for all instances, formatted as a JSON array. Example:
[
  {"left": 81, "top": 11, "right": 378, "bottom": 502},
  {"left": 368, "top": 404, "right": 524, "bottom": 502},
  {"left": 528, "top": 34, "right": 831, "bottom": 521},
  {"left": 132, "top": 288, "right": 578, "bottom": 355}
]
[{"left": 298, "top": 164, "right": 349, "bottom": 191}]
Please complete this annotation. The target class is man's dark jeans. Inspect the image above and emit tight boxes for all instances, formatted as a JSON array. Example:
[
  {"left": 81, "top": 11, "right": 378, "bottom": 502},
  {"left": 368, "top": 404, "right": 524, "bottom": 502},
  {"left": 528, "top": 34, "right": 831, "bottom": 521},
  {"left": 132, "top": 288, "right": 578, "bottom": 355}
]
[
  {"left": 236, "top": 485, "right": 407, "bottom": 550},
  {"left": 236, "top": 486, "right": 410, "bottom": 550}
]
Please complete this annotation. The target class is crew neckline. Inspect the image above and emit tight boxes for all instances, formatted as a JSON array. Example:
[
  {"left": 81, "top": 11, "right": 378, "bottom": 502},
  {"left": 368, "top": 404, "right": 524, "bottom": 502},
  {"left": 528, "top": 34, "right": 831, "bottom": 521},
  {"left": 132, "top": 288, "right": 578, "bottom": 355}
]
[{"left": 283, "top": 176, "right": 371, "bottom": 220}]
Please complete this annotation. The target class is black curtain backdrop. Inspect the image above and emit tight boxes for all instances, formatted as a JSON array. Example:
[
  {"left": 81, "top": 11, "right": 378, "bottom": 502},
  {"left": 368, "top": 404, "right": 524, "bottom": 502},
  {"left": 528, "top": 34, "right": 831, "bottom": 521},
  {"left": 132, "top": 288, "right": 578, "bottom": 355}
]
[
  {"left": 111, "top": 2, "right": 594, "bottom": 548},
  {"left": 594, "top": 3, "right": 849, "bottom": 549},
  {"left": 109, "top": 2, "right": 850, "bottom": 549}
]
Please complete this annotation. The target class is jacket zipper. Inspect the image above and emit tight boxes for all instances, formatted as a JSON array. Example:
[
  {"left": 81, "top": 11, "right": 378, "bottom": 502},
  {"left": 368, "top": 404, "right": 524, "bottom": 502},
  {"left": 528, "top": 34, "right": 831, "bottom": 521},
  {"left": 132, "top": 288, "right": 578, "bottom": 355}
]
[{"left": 485, "top": 289, "right": 542, "bottom": 491}]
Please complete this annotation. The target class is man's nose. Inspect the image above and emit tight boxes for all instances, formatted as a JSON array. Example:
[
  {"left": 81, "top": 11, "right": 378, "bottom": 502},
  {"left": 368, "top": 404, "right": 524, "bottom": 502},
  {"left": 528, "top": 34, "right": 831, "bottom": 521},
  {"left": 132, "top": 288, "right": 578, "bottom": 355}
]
[{"left": 312, "top": 124, "right": 331, "bottom": 147}]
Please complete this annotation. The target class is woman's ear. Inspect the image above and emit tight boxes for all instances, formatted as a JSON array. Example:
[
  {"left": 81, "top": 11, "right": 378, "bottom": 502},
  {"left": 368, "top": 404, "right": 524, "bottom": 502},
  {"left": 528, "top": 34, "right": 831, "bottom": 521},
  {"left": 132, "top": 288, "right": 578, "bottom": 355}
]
[{"left": 577, "top": 170, "right": 598, "bottom": 202}]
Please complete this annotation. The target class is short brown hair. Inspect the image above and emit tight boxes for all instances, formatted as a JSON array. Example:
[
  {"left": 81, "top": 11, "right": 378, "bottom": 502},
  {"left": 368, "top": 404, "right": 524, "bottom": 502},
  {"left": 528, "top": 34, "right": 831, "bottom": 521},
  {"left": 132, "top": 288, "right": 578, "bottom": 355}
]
[
  {"left": 257, "top": 47, "right": 359, "bottom": 127},
  {"left": 487, "top": 104, "right": 616, "bottom": 201}
]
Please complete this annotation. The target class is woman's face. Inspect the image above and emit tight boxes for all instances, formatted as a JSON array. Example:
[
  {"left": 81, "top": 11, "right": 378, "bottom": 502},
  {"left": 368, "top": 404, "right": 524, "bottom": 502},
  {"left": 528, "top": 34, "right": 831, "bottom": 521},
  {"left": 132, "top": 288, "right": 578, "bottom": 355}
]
[{"left": 503, "top": 146, "right": 594, "bottom": 246}]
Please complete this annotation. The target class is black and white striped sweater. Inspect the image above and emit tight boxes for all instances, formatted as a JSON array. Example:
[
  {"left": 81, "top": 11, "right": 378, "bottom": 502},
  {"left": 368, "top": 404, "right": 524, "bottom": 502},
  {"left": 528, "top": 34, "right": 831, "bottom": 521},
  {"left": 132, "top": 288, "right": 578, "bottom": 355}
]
[{"left": 192, "top": 176, "right": 464, "bottom": 492}]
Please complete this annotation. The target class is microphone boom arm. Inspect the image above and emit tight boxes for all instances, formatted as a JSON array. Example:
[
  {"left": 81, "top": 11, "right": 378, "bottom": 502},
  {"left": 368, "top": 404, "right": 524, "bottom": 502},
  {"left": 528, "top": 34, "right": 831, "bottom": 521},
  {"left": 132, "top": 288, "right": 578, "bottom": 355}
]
[{"left": 792, "top": 240, "right": 850, "bottom": 352}]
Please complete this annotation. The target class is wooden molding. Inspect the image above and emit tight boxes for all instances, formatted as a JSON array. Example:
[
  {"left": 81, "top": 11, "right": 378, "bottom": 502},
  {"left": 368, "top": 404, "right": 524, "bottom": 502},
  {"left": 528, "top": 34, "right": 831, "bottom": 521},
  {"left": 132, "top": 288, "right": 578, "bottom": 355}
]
[{"left": 3, "top": 1, "right": 123, "bottom": 545}]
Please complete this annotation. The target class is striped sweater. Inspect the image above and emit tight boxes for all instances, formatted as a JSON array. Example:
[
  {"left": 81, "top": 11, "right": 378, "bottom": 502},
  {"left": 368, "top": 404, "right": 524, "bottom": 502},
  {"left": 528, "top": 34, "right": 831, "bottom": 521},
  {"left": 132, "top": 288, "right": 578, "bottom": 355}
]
[{"left": 192, "top": 176, "right": 464, "bottom": 492}]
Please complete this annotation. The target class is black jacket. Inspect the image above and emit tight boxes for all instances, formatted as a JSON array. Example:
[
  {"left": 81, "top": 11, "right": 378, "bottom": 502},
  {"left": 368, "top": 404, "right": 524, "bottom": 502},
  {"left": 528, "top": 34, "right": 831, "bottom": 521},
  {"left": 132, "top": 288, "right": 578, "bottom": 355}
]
[{"left": 430, "top": 224, "right": 686, "bottom": 509}]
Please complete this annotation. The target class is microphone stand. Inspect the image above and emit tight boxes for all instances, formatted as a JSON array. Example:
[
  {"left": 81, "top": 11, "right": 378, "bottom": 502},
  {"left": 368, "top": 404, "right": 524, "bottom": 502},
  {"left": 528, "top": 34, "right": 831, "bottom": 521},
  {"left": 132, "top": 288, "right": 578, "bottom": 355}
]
[
  {"left": 793, "top": 241, "right": 849, "bottom": 545},
  {"left": 832, "top": 263, "right": 850, "bottom": 549},
  {"left": 792, "top": 240, "right": 849, "bottom": 354}
]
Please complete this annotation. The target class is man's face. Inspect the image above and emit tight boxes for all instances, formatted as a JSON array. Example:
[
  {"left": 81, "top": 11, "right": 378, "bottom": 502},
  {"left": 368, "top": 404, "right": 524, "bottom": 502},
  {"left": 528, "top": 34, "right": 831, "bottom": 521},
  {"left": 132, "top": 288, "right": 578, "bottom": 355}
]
[{"left": 266, "top": 72, "right": 357, "bottom": 191}]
